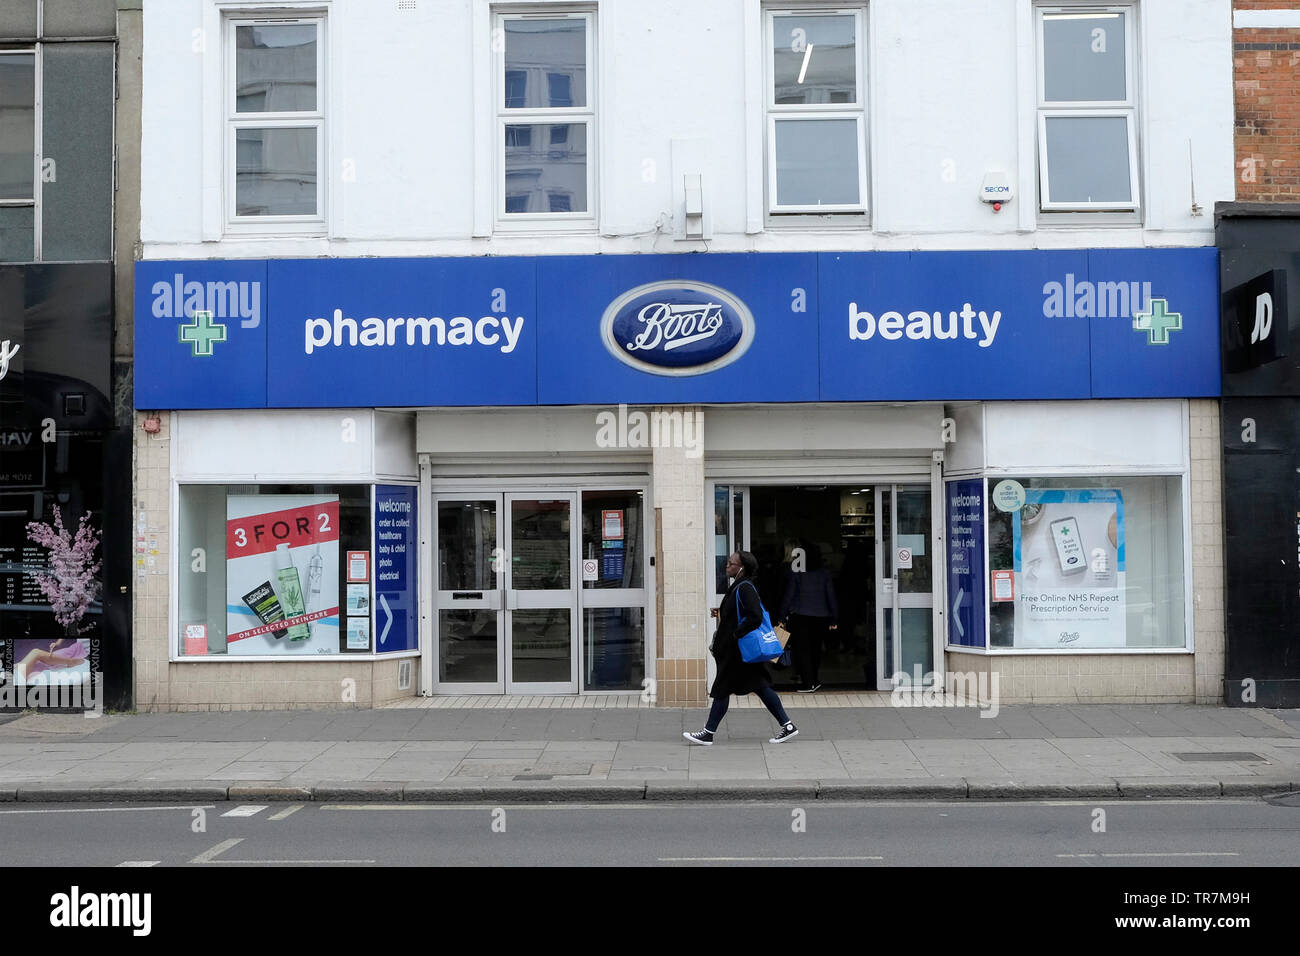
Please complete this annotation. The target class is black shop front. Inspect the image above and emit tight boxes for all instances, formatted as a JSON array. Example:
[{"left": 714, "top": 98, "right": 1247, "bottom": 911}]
[
  {"left": 1218, "top": 203, "right": 1300, "bottom": 707},
  {"left": 0, "top": 263, "right": 130, "bottom": 710}
]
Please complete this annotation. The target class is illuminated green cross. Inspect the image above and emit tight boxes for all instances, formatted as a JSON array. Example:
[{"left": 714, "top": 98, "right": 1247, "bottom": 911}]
[
  {"left": 1132, "top": 298, "right": 1182, "bottom": 346},
  {"left": 179, "top": 310, "right": 227, "bottom": 356}
]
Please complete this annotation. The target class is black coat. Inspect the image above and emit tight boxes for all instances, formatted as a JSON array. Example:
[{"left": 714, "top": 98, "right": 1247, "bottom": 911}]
[{"left": 710, "top": 577, "right": 773, "bottom": 699}]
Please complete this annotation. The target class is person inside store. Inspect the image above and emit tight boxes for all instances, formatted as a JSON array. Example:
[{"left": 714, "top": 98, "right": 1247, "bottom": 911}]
[
  {"left": 684, "top": 550, "right": 799, "bottom": 746},
  {"left": 779, "top": 540, "right": 839, "bottom": 693}
]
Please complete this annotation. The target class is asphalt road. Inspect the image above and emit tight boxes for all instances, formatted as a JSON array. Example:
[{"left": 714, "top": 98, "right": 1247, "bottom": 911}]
[{"left": 1, "top": 798, "right": 1298, "bottom": 867}]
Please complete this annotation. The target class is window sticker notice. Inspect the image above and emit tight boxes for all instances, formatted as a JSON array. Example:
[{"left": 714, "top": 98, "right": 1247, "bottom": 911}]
[
  {"left": 346, "top": 583, "right": 370, "bottom": 616},
  {"left": 992, "top": 569, "right": 1014, "bottom": 602},
  {"left": 347, "top": 550, "right": 369, "bottom": 583}
]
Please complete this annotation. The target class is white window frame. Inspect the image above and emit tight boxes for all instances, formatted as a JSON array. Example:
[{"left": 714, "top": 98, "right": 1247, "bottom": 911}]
[
  {"left": 223, "top": 13, "right": 327, "bottom": 234},
  {"left": 494, "top": 8, "right": 596, "bottom": 229},
  {"left": 1036, "top": 4, "right": 1140, "bottom": 213},
  {"left": 0, "top": 46, "right": 40, "bottom": 259},
  {"left": 764, "top": 6, "right": 868, "bottom": 216}
]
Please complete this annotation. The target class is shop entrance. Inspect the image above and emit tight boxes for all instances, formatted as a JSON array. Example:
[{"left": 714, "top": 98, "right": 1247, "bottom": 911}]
[
  {"left": 712, "top": 482, "right": 935, "bottom": 691},
  {"left": 430, "top": 486, "right": 649, "bottom": 695}
]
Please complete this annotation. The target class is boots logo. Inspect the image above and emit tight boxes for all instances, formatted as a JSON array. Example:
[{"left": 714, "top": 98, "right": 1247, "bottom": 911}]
[{"left": 601, "top": 280, "right": 754, "bottom": 376}]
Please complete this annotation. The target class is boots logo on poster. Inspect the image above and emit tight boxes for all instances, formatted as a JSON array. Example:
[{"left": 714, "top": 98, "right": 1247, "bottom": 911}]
[{"left": 602, "top": 281, "right": 754, "bottom": 376}]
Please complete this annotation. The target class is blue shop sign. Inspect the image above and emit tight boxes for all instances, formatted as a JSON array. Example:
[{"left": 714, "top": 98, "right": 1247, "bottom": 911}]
[
  {"left": 134, "top": 249, "right": 1221, "bottom": 409},
  {"left": 374, "top": 485, "right": 417, "bottom": 654},
  {"left": 946, "top": 479, "right": 986, "bottom": 649}
]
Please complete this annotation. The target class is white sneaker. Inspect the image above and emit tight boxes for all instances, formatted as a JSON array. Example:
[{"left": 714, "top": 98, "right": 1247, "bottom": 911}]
[{"left": 769, "top": 723, "right": 799, "bottom": 744}]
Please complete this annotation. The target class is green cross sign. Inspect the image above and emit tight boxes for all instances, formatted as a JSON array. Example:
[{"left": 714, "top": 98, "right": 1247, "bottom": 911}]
[
  {"left": 179, "top": 310, "right": 227, "bottom": 357},
  {"left": 1132, "top": 297, "right": 1182, "bottom": 346}
]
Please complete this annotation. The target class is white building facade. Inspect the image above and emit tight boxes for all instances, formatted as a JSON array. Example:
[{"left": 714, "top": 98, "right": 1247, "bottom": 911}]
[{"left": 133, "top": 0, "right": 1235, "bottom": 710}]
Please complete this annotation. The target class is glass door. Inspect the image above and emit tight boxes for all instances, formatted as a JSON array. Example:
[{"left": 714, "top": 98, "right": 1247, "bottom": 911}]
[
  {"left": 504, "top": 493, "right": 578, "bottom": 694},
  {"left": 710, "top": 484, "right": 750, "bottom": 606},
  {"left": 876, "top": 484, "right": 935, "bottom": 689},
  {"left": 433, "top": 494, "right": 504, "bottom": 694}
]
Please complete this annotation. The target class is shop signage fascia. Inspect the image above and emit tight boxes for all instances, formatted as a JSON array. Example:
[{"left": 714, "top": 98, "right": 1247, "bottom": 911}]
[{"left": 134, "top": 249, "right": 1222, "bottom": 410}]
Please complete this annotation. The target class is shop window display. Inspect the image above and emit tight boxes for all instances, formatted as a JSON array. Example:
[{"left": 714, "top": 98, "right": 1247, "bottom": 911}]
[
  {"left": 987, "top": 476, "right": 1185, "bottom": 649},
  {"left": 177, "top": 484, "right": 372, "bottom": 656}
]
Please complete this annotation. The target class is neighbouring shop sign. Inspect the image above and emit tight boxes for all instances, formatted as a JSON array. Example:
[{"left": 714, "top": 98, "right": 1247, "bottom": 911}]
[
  {"left": 946, "top": 480, "right": 985, "bottom": 649},
  {"left": 134, "top": 249, "right": 1221, "bottom": 409},
  {"left": 374, "top": 485, "right": 417, "bottom": 653},
  {"left": 1012, "top": 489, "right": 1125, "bottom": 648},
  {"left": 1, "top": 263, "right": 113, "bottom": 430}
]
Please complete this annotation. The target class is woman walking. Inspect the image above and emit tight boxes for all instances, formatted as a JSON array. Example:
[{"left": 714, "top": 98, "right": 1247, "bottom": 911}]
[{"left": 684, "top": 550, "right": 798, "bottom": 745}]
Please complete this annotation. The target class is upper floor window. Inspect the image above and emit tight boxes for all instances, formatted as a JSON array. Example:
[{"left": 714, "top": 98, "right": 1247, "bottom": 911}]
[
  {"left": 0, "top": 34, "right": 114, "bottom": 263},
  {"left": 496, "top": 11, "right": 594, "bottom": 225},
  {"left": 226, "top": 16, "right": 325, "bottom": 229},
  {"left": 1037, "top": 5, "right": 1139, "bottom": 212},
  {"left": 765, "top": 8, "right": 867, "bottom": 216},
  {"left": 0, "top": 50, "right": 35, "bottom": 260}
]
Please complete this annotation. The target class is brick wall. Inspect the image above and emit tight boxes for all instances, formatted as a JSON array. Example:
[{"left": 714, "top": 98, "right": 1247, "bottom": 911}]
[{"left": 1234, "top": 3, "right": 1300, "bottom": 200}]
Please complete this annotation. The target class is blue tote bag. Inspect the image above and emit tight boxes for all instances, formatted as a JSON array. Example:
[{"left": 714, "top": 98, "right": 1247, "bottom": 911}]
[{"left": 735, "top": 583, "right": 784, "bottom": 664}]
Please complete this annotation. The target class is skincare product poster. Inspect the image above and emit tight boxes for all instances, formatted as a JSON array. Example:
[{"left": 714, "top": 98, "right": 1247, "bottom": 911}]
[
  {"left": 226, "top": 495, "right": 341, "bottom": 655},
  {"left": 1012, "top": 489, "right": 1125, "bottom": 648}
]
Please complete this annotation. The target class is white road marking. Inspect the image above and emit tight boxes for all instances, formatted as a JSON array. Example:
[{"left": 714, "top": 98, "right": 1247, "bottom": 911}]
[
  {"left": 0, "top": 805, "right": 215, "bottom": 815},
  {"left": 660, "top": 855, "right": 883, "bottom": 862},
  {"left": 190, "top": 838, "right": 243, "bottom": 864},
  {"left": 268, "top": 804, "right": 303, "bottom": 821},
  {"left": 203, "top": 859, "right": 377, "bottom": 865},
  {"left": 222, "top": 805, "right": 268, "bottom": 818},
  {"left": 1058, "top": 852, "right": 1239, "bottom": 858},
  {"left": 116, "top": 861, "right": 160, "bottom": 867}
]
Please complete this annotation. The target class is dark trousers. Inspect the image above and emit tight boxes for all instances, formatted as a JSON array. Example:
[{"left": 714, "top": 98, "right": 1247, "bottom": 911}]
[
  {"left": 790, "top": 614, "right": 832, "bottom": 686},
  {"left": 705, "top": 687, "right": 791, "bottom": 732}
]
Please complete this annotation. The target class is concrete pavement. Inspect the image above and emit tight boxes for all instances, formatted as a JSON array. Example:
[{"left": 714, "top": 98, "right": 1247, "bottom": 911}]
[{"left": 0, "top": 702, "right": 1296, "bottom": 802}]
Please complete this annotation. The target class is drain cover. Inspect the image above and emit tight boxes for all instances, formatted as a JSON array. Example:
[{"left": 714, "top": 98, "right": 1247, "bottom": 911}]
[
  {"left": 513, "top": 774, "right": 553, "bottom": 781},
  {"left": 1171, "top": 752, "right": 1266, "bottom": 762}
]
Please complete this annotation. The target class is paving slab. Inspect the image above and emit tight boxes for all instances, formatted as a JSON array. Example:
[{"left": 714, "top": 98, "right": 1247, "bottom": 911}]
[
  {"left": 210, "top": 761, "right": 304, "bottom": 781},
  {"left": 240, "top": 741, "right": 336, "bottom": 762}
]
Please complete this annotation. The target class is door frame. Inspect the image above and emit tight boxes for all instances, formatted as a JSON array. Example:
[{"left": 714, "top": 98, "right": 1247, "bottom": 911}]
[
  {"left": 876, "top": 483, "right": 938, "bottom": 691},
  {"left": 429, "top": 491, "right": 506, "bottom": 695},
  {"left": 503, "top": 491, "right": 580, "bottom": 695},
  {"left": 422, "top": 475, "right": 654, "bottom": 696},
  {"left": 704, "top": 466, "right": 944, "bottom": 694}
]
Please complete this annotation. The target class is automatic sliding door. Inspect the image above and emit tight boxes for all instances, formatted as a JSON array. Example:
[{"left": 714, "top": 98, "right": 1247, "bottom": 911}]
[
  {"left": 506, "top": 494, "right": 578, "bottom": 694},
  {"left": 877, "top": 484, "right": 935, "bottom": 688}
]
